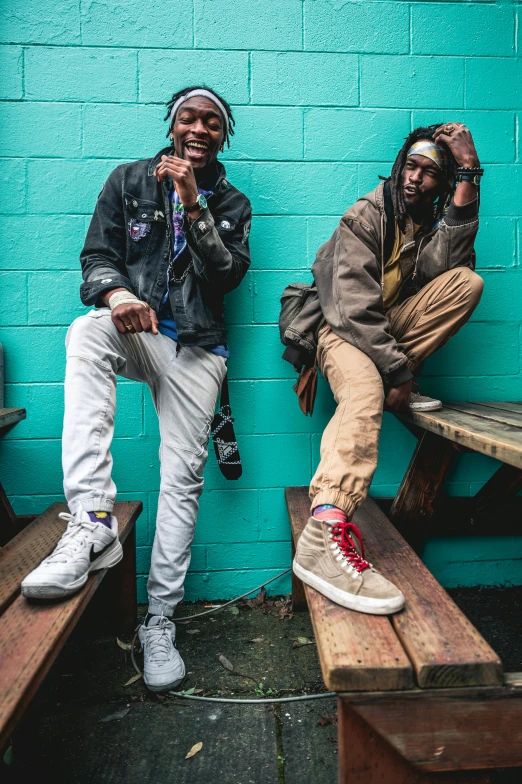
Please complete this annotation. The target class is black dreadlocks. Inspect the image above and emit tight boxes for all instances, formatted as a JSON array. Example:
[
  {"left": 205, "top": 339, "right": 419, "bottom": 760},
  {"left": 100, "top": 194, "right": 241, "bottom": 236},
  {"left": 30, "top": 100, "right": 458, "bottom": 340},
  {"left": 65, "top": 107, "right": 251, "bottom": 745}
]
[
  {"left": 164, "top": 85, "right": 235, "bottom": 149},
  {"left": 389, "top": 125, "right": 456, "bottom": 232}
]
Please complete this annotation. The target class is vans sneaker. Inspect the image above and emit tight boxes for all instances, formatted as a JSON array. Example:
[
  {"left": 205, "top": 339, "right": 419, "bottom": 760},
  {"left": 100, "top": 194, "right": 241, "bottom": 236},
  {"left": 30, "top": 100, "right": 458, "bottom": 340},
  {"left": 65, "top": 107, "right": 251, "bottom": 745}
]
[
  {"left": 293, "top": 516, "right": 405, "bottom": 615},
  {"left": 21, "top": 505, "right": 122, "bottom": 599},
  {"left": 138, "top": 615, "right": 185, "bottom": 692},
  {"left": 409, "top": 383, "right": 442, "bottom": 412}
]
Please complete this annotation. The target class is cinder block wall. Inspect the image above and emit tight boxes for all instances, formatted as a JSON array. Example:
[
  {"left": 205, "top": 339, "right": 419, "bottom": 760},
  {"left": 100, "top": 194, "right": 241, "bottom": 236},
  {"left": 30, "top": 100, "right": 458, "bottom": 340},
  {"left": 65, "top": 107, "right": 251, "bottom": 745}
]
[{"left": 0, "top": 1, "right": 520, "bottom": 596}]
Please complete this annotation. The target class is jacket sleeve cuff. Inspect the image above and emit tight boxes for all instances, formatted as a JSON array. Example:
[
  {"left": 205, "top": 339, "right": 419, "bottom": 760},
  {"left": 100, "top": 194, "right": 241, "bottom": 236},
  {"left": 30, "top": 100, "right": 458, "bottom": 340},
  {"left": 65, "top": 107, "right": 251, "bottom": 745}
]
[
  {"left": 382, "top": 362, "right": 413, "bottom": 388},
  {"left": 187, "top": 207, "right": 215, "bottom": 242},
  {"left": 444, "top": 198, "right": 478, "bottom": 227},
  {"left": 80, "top": 274, "right": 134, "bottom": 307}
]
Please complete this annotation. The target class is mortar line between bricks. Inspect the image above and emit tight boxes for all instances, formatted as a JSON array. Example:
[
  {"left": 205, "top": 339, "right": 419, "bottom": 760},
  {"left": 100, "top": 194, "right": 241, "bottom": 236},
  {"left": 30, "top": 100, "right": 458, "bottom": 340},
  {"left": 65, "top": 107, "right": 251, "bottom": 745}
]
[
  {"left": 14, "top": 42, "right": 519, "bottom": 58},
  {"left": 301, "top": 0, "right": 305, "bottom": 52},
  {"left": 409, "top": 3, "right": 413, "bottom": 56}
]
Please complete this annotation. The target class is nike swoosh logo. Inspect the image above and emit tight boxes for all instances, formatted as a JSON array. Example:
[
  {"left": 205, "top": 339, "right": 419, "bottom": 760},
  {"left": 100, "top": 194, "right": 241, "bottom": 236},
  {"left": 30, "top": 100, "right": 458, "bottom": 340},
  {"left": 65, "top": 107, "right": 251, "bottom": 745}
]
[{"left": 89, "top": 541, "right": 113, "bottom": 563}]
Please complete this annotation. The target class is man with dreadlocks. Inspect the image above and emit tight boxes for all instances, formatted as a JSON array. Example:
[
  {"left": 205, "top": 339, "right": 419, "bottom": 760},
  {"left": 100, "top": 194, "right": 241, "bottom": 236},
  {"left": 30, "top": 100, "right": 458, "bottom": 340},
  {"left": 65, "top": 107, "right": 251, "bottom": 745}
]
[
  {"left": 289, "top": 122, "right": 484, "bottom": 615},
  {"left": 22, "top": 86, "right": 252, "bottom": 691}
]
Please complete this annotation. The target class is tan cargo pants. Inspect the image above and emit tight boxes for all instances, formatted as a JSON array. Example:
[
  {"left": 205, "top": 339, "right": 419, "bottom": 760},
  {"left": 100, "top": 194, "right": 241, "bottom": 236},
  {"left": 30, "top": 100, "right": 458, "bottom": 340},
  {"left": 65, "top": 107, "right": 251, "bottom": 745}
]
[{"left": 309, "top": 267, "right": 484, "bottom": 517}]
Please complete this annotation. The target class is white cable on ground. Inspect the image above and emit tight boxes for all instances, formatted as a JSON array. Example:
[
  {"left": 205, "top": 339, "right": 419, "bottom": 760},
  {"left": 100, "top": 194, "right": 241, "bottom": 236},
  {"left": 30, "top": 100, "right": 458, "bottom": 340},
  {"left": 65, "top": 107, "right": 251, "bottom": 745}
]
[{"left": 129, "top": 568, "right": 337, "bottom": 704}]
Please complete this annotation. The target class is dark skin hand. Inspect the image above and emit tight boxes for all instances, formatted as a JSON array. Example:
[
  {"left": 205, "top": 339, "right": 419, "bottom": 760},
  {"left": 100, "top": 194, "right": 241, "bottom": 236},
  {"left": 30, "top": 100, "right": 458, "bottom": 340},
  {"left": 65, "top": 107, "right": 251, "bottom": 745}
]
[
  {"left": 102, "top": 288, "right": 159, "bottom": 335},
  {"left": 385, "top": 124, "right": 480, "bottom": 411}
]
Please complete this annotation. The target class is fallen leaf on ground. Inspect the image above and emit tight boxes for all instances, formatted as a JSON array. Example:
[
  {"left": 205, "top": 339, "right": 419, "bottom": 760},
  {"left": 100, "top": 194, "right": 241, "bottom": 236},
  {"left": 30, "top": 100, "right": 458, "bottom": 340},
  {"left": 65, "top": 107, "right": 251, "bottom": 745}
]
[
  {"left": 124, "top": 673, "right": 142, "bottom": 687},
  {"left": 116, "top": 637, "right": 132, "bottom": 651},
  {"left": 228, "top": 605, "right": 239, "bottom": 615},
  {"left": 99, "top": 707, "right": 131, "bottom": 722},
  {"left": 218, "top": 654, "right": 234, "bottom": 671},
  {"left": 186, "top": 629, "right": 200, "bottom": 635},
  {"left": 318, "top": 713, "right": 338, "bottom": 727},
  {"left": 185, "top": 742, "right": 203, "bottom": 759},
  {"left": 248, "top": 637, "right": 265, "bottom": 644},
  {"left": 292, "top": 636, "right": 315, "bottom": 649}
]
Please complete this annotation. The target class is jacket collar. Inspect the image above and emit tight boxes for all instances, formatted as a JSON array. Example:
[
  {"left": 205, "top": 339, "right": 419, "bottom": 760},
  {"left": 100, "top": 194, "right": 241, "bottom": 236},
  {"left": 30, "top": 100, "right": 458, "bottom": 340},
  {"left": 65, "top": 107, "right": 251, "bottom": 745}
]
[{"left": 147, "top": 147, "right": 228, "bottom": 193}]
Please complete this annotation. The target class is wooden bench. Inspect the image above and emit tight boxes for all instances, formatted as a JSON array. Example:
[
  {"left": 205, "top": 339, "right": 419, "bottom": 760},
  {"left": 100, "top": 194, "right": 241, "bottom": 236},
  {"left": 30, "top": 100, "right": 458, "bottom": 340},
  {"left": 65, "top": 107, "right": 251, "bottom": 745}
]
[
  {"left": 287, "top": 485, "right": 522, "bottom": 782},
  {"left": 391, "top": 401, "right": 522, "bottom": 550},
  {"left": 0, "top": 500, "right": 142, "bottom": 752}
]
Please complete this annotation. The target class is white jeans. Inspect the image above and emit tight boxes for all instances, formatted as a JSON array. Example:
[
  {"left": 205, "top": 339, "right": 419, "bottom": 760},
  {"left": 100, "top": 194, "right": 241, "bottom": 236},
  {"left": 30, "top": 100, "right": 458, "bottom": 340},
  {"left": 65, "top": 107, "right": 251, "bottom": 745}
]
[{"left": 63, "top": 308, "right": 226, "bottom": 616}]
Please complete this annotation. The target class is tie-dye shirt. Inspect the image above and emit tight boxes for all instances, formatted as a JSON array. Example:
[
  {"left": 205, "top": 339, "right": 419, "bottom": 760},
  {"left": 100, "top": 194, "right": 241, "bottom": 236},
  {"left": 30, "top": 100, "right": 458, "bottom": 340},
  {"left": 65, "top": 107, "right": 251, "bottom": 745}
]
[{"left": 157, "top": 183, "right": 229, "bottom": 358}]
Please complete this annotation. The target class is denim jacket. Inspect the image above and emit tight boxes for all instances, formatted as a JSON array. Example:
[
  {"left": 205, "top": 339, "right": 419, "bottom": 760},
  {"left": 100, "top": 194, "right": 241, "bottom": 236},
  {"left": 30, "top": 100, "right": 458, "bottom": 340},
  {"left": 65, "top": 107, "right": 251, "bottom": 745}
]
[{"left": 80, "top": 147, "right": 252, "bottom": 348}]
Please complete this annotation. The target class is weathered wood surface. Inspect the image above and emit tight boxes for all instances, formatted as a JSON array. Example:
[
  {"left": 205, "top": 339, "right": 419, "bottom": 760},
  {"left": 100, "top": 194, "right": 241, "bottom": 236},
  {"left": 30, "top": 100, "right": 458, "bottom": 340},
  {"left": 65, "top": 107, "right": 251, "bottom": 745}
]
[
  {"left": 445, "top": 402, "right": 522, "bottom": 430},
  {"left": 0, "top": 501, "right": 140, "bottom": 615},
  {"left": 338, "top": 696, "right": 492, "bottom": 782},
  {"left": 389, "top": 430, "right": 456, "bottom": 550},
  {"left": 408, "top": 406, "right": 522, "bottom": 469},
  {"left": 285, "top": 487, "right": 414, "bottom": 692},
  {"left": 0, "top": 501, "right": 141, "bottom": 748},
  {"left": 476, "top": 401, "right": 522, "bottom": 416},
  {"left": 342, "top": 682, "right": 522, "bottom": 772},
  {"left": 0, "top": 407, "right": 26, "bottom": 430},
  {"left": 353, "top": 498, "right": 503, "bottom": 689}
]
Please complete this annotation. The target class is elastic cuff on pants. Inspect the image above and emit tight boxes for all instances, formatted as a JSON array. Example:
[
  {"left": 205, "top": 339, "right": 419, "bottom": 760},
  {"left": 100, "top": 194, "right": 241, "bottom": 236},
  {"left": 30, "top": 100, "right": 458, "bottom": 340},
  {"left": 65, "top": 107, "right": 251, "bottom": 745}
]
[
  {"left": 69, "top": 496, "right": 114, "bottom": 515},
  {"left": 309, "top": 489, "right": 356, "bottom": 520},
  {"left": 148, "top": 602, "right": 176, "bottom": 619}
]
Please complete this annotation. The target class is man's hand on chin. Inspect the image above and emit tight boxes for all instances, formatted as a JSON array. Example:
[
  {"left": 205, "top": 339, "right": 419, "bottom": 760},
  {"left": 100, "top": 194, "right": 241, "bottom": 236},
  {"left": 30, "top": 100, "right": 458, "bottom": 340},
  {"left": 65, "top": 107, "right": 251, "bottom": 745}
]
[{"left": 384, "top": 380, "right": 412, "bottom": 413}]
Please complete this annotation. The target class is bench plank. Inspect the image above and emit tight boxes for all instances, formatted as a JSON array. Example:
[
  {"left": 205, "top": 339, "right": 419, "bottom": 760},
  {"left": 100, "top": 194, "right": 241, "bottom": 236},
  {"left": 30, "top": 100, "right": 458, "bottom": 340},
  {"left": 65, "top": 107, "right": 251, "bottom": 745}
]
[
  {"left": 0, "top": 407, "right": 26, "bottom": 431},
  {"left": 409, "top": 407, "right": 522, "bottom": 469},
  {"left": 0, "top": 501, "right": 141, "bottom": 747},
  {"left": 477, "top": 401, "right": 522, "bottom": 416},
  {"left": 445, "top": 401, "right": 522, "bottom": 430},
  {"left": 353, "top": 499, "right": 503, "bottom": 689},
  {"left": 285, "top": 488, "right": 414, "bottom": 692},
  {"left": 0, "top": 501, "right": 139, "bottom": 615}
]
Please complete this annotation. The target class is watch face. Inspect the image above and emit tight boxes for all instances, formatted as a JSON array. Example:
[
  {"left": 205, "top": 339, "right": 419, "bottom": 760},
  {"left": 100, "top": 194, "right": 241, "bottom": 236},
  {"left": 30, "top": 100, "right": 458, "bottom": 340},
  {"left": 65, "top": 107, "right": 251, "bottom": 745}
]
[{"left": 199, "top": 195, "right": 207, "bottom": 209}]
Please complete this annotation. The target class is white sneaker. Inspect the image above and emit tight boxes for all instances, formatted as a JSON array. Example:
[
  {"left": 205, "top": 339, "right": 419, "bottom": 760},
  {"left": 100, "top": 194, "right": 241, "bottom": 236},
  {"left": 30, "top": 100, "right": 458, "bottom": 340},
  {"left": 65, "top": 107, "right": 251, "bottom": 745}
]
[
  {"left": 21, "top": 506, "right": 122, "bottom": 599},
  {"left": 138, "top": 615, "right": 185, "bottom": 692},
  {"left": 409, "top": 388, "right": 442, "bottom": 412}
]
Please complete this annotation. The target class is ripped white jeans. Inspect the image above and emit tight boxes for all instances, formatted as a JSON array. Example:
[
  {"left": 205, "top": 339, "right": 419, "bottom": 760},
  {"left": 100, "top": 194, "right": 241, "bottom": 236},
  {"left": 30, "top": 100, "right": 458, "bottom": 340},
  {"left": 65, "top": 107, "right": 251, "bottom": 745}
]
[{"left": 63, "top": 308, "right": 226, "bottom": 616}]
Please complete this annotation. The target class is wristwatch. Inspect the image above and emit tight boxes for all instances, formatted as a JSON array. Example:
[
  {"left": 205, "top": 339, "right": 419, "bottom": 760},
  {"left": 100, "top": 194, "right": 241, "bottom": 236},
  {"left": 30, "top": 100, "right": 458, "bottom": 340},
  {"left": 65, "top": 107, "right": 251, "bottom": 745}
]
[{"left": 182, "top": 194, "right": 207, "bottom": 214}]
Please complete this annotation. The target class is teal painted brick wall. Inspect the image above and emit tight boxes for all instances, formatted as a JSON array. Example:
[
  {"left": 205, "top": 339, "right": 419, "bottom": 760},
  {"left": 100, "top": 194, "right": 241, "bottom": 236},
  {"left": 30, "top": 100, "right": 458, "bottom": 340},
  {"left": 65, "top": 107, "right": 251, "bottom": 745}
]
[{"left": 1, "top": 0, "right": 521, "bottom": 597}]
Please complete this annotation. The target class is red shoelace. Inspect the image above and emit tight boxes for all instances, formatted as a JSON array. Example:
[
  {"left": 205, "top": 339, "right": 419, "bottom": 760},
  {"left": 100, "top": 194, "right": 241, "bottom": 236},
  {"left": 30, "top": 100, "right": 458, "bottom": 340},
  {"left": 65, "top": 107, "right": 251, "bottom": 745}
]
[{"left": 330, "top": 522, "right": 371, "bottom": 573}]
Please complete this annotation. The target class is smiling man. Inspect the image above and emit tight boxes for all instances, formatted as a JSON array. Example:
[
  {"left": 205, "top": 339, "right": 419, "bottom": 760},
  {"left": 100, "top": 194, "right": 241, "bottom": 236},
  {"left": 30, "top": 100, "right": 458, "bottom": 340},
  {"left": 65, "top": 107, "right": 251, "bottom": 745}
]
[
  {"left": 288, "top": 123, "right": 484, "bottom": 615},
  {"left": 21, "top": 86, "right": 252, "bottom": 691}
]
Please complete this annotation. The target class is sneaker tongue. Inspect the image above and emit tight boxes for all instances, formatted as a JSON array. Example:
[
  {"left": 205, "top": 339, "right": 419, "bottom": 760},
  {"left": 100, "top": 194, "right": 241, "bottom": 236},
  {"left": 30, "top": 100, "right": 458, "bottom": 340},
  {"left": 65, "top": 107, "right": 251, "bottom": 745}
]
[{"left": 146, "top": 615, "right": 164, "bottom": 627}]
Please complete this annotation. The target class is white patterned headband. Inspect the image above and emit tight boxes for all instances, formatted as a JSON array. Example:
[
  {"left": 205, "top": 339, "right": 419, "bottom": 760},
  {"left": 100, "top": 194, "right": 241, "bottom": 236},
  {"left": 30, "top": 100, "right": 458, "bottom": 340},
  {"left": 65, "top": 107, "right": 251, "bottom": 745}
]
[{"left": 169, "top": 90, "right": 229, "bottom": 132}]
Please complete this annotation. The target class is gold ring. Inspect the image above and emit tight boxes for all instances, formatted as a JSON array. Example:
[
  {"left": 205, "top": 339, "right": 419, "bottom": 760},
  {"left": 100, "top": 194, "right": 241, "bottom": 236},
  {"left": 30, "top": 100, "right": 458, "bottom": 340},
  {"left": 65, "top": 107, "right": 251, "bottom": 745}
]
[
  {"left": 125, "top": 324, "right": 133, "bottom": 331},
  {"left": 445, "top": 124, "right": 454, "bottom": 133}
]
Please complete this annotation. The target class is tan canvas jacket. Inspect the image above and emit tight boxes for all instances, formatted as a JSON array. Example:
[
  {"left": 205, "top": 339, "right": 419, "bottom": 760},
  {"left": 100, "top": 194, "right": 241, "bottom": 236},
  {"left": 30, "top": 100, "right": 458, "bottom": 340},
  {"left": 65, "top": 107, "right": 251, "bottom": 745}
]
[{"left": 285, "top": 181, "right": 479, "bottom": 388}]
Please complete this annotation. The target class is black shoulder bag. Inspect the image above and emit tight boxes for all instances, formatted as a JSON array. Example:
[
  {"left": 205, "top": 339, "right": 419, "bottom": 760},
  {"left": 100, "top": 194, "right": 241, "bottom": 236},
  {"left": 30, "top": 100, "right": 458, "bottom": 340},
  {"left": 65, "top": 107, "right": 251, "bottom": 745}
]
[{"left": 211, "top": 374, "right": 242, "bottom": 480}]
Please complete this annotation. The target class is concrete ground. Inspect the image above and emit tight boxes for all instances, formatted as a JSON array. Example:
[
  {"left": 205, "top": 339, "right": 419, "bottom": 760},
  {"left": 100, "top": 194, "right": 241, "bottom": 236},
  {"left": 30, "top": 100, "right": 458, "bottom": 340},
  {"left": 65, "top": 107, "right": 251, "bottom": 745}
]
[{"left": 4, "top": 587, "right": 522, "bottom": 783}]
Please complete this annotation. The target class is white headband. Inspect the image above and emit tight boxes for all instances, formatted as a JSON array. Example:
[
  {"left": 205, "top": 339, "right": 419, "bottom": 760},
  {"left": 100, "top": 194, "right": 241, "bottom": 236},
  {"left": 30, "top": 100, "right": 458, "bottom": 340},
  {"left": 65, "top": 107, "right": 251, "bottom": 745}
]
[{"left": 169, "top": 89, "right": 229, "bottom": 132}]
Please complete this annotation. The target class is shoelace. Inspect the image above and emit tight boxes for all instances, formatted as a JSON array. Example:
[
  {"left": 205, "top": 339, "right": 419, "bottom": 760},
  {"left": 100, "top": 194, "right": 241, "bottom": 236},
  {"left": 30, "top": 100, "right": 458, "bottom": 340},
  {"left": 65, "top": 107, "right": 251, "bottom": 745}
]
[
  {"left": 411, "top": 380, "right": 421, "bottom": 399},
  {"left": 329, "top": 521, "right": 371, "bottom": 574},
  {"left": 44, "top": 513, "right": 99, "bottom": 563},
  {"left": 143, "top": 617, "right": 175, "bottom": 664}
]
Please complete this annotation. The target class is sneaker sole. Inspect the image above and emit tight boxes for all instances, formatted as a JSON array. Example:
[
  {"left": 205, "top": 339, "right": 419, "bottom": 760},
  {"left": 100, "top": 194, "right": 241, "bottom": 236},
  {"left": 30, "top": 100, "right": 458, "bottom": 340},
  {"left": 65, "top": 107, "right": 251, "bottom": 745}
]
[
  {"left": 144, "top": 672, "right": 185, "bottom": 693},
  {"left": 409, "top": 401, "right": 442, "bottom": 412},
  {"left": 292, "top": 560, "right": 405, "bottom": 615},
  {"left": 21, "top": 539, "right": 123, "bottom": 600}
]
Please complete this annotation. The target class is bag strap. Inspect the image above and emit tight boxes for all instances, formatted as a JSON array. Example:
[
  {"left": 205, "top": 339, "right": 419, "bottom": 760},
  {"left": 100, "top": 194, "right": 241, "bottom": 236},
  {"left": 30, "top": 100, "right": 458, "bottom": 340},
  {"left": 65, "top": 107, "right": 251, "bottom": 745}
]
[{"left": 220, "top": 372, "right": 230, "bottom": 408}]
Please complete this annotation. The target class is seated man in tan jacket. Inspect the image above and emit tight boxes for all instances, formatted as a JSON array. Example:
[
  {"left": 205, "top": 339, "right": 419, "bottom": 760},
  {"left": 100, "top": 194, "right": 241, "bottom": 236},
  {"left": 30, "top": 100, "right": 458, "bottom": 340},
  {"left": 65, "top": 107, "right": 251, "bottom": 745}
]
[{"left": 291, "top": 123, "right": 484, "bottom": 616}]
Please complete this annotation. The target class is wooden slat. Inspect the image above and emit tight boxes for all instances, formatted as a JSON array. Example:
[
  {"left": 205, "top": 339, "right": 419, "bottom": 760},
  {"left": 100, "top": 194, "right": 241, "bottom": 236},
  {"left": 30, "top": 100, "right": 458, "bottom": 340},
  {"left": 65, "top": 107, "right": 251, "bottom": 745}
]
[
  {"left": 445, "top": 401, "right": 522, "bottom": 430},
  {"left": 354, "top": 499, "right": 503, "bottom": 689},
  {"left": 338, "top": 695, "right": 492, "bottom": 782},
  {"left": 0, "top": 501, "right": 140, "bottom": 615},
  {"left": 285, "top": 487, "right": 414, "bottom": 692},
  {"left": 0, "top": 407, "right": 26, "bottom": 429},
  {"left": 477, "top": 401, "right": 522, "bottom": 415},
  {"left": 409, "top": 407, "right": 522, "bottom": 469},
  {"left": 342, "top": 682, "right": 522, "bottom": 772},
  {"left": 0, "top": 501, "right": 141, "bottom": 747}
]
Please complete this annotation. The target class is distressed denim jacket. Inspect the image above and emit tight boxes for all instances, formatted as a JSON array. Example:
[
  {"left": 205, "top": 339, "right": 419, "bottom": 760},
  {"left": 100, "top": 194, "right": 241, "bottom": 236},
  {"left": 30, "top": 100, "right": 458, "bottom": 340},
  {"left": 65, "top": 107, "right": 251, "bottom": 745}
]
[{"left": 80, "top": 147, "right": 252, "bottom": 349}]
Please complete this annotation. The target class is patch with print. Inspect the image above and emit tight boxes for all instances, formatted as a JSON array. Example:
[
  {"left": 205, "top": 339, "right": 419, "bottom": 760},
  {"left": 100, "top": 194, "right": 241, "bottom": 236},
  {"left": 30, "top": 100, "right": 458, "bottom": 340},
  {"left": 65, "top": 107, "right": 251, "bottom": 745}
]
[
  {"left": 128, "top": 219, "right": 151, "bottom": 242},
  {"left": 242, "top": 219, "right": 251, "bottom": 245}
]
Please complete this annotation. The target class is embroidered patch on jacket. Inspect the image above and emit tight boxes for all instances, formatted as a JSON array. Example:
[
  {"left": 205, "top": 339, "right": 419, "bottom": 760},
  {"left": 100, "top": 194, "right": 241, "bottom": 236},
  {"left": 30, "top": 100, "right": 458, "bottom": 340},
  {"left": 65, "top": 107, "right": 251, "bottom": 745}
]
[
  {"left": 128, "top": 219, "right": 150, "bottom": 242},
  {"left": 242, "top": 220, "right": 252, "bottom": 245}
]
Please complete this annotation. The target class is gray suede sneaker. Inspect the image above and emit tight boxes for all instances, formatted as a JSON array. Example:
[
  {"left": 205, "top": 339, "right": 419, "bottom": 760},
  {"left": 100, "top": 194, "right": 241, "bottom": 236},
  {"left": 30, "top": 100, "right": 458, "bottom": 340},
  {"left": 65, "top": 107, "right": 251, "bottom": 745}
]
[
  {"left": 293, "top": 516, "right": 405, "bottom": 615},
  {"left": 409, "top": 383, "right": 442, "bottom": 412}
]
